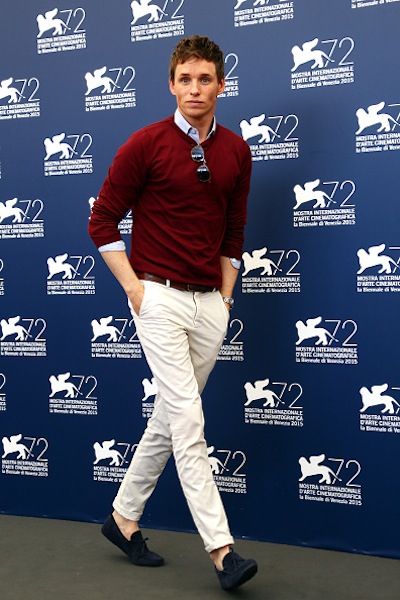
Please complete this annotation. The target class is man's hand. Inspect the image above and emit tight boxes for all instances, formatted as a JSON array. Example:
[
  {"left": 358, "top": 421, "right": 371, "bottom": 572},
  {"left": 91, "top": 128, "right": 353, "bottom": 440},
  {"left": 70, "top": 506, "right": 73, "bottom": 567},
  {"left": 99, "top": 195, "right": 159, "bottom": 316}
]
[
  {"left": 128, "top": 282, "right": 145, "bottom": 316},
  {"left": 100, "top": 250, "right": 144, "bottom": 313}
]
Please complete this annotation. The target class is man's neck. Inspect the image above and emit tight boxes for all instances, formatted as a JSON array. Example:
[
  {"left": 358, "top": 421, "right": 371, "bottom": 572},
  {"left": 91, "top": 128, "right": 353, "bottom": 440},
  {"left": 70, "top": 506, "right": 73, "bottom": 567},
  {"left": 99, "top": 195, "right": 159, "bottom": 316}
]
[
  {"left": 174, "top": 109, "right": 216, "bottom": 144},
  {"left": 193, "top": 118, "right": 214, "bottom": 144}
]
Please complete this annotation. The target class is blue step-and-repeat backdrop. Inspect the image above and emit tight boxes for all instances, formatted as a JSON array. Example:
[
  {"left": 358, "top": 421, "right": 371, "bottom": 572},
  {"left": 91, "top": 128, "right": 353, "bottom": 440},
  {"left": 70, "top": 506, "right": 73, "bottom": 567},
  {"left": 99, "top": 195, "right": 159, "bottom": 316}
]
[{"left": 1, "top": 0, "right": 400, "bottom": 558}]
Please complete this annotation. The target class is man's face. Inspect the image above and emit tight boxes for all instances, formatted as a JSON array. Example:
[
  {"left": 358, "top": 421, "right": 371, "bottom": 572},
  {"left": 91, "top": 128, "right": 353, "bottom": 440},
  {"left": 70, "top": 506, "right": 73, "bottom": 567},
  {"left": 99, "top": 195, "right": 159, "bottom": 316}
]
[{"left": 169, "top": 58, "right": 225, "bottom": 126}]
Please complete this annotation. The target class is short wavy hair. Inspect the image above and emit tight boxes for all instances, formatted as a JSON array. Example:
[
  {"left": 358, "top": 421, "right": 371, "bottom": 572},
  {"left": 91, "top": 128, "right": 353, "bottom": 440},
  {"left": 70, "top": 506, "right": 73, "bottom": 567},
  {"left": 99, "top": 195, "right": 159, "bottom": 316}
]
[{"left": 169, "top": 35, "right": 224, "bottom": 83}]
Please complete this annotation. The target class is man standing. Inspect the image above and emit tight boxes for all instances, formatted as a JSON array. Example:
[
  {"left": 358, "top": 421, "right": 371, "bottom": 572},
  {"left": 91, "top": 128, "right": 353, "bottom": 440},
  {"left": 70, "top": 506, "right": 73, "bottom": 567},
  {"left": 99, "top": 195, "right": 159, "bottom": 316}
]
[{"left": 89, "top": 35, "right": 256, "bottom": 590}]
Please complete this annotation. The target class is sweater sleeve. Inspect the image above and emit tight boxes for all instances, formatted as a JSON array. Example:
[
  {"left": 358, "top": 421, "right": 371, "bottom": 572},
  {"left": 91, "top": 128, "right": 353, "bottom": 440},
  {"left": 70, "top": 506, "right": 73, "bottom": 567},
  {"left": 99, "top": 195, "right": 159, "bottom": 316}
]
[
  {"left": 88, "top": 131, "right": 149, "bottom": 249},
  {"left": 220, "top": 140, "right": 252, "bottom": 260}
]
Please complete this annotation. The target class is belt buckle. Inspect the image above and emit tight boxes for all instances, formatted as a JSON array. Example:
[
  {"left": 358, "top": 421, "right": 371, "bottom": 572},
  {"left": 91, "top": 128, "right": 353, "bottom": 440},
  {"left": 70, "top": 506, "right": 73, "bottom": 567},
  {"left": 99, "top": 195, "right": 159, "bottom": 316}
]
[{"left": 186, "top": 283, "right": 196, "bottom": 292}]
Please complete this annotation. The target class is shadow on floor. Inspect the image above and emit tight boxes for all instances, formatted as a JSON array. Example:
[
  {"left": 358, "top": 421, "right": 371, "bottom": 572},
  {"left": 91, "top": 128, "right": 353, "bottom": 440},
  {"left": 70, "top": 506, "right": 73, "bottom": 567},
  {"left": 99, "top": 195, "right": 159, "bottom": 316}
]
[{"left": 0, "top": 515, "right": 398, "bottom": 600}]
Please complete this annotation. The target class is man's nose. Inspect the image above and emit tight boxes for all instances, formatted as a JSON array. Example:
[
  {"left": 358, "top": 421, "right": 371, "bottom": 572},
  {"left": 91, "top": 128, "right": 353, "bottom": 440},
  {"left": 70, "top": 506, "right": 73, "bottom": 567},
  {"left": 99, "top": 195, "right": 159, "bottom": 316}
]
[{"left": 190, "top": 80, "right": 200, "bottom": 94}]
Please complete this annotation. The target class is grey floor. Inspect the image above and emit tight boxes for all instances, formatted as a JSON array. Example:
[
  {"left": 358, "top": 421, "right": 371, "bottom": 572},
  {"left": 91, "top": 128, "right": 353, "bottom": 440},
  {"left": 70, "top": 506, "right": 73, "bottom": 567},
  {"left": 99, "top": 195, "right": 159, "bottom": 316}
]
[{"left": 0, "top": 515, "right": 399, "bottom": 600}]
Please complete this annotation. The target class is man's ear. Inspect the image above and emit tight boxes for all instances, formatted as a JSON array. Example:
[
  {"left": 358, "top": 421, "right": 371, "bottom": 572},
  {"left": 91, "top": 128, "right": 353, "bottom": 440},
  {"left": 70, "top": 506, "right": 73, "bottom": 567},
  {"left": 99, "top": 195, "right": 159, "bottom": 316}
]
[
  {"left": 169, "top": 78, "right": 176, "bottom": 96},
  {"left": 217, "top": 77, "right": 226, "bottom": 96}
]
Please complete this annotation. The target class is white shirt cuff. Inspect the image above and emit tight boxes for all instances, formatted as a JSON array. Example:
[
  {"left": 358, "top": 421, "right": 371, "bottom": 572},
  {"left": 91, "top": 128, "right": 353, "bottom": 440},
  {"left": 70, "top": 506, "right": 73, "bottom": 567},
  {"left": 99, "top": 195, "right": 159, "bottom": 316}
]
[
  {"left": 98, "top": 240, "right": 126, "bottom": 252},
  {"left": 230, "top": 257, "right": 241, "bottom": 270}
]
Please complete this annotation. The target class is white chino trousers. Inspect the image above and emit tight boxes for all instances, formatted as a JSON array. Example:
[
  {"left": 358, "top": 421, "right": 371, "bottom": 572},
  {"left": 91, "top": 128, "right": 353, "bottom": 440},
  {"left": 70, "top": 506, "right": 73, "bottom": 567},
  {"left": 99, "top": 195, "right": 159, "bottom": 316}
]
[{"left": 113, "top": 280, "right": 234, "bottom": 553}]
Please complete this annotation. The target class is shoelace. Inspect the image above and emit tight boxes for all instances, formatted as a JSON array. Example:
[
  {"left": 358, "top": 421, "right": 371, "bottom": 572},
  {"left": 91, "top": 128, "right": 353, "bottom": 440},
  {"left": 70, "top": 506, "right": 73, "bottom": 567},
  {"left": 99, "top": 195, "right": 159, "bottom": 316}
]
[
  {"left": 222, "top": 551, "right": 242, "bottom": 572},
  {"left": 139, "top": 537, "right": 150, "bottom": 555}
]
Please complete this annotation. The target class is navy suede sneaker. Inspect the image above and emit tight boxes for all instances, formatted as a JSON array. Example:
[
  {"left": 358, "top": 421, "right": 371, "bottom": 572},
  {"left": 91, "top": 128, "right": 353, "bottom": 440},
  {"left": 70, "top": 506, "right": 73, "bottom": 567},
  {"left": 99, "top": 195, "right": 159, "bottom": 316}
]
[
  {"left": 215, "top": 550, "right": 258, "bottom": 590},
  {"left": 101, "top": 514, "right": 164, "bottom": 567}
]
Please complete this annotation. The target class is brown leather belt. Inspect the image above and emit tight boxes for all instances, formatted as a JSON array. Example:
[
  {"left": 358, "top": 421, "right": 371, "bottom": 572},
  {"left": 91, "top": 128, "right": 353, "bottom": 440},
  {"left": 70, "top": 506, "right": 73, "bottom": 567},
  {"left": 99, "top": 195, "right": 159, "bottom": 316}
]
[{"left": 136, "top": 272, "right": 217, "bottom": 293}]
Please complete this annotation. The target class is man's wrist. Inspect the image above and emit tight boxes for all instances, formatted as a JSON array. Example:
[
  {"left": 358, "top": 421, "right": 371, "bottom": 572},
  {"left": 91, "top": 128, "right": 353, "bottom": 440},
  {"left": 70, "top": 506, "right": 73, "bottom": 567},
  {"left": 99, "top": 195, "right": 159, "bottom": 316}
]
[{"left": 222, "top": 296, "right": 234, "bottom": 308}]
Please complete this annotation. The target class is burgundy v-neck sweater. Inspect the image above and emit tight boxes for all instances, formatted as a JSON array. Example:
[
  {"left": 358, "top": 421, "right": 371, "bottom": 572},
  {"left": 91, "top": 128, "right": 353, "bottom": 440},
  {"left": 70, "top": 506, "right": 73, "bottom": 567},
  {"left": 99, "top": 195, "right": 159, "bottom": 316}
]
[{"left": 89, "top": 116, "right": 251, "bottom": 288}]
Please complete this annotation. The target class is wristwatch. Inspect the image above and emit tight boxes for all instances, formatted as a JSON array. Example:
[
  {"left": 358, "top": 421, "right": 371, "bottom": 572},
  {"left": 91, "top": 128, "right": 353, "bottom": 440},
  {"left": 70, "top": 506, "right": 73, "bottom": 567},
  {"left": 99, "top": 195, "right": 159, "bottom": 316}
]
[{"left": 222, "top": 296, "right": 234, "bottom": 307}]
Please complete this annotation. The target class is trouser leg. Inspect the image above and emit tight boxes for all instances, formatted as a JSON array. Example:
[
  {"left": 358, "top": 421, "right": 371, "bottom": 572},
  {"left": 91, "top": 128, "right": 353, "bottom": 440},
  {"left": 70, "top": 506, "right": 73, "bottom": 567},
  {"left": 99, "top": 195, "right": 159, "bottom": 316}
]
[
  {"left": 113, "top": 393, "right": 173, "bottom": 521},
  {"left": 114, "top": 282, "right": 233, "bottom": 553}
]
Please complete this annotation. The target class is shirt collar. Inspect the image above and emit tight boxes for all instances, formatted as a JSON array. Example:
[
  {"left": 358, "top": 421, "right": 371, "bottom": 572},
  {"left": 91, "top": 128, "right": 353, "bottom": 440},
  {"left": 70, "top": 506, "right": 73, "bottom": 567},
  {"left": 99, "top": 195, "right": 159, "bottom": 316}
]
[{"left": 174, "top": 109, "right": 216, "bottom": 144}]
